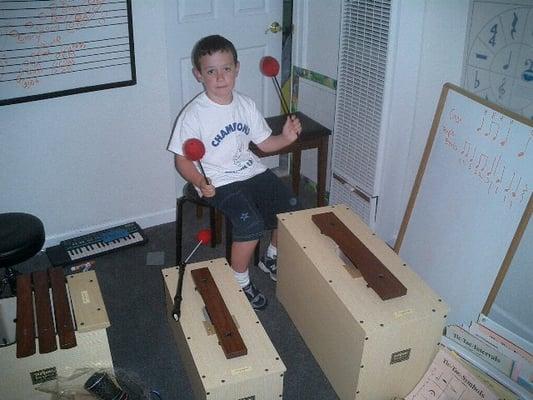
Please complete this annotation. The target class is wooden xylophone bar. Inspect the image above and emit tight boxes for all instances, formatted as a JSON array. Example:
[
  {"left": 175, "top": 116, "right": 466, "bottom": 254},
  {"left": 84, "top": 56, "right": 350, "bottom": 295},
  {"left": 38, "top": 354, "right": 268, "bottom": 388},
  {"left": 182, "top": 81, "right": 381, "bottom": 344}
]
[
  {"left": 190, "top": 267, "right": 247, "bottom": 359},
  {"left": 312, "top": 212, "right": 407, "bottom": 300},
  {"left": 15, "top": 267, "right": 77, "bottom": 358},
  {"left": 32, "top": 270, "right": 56, "bottom": 354}
]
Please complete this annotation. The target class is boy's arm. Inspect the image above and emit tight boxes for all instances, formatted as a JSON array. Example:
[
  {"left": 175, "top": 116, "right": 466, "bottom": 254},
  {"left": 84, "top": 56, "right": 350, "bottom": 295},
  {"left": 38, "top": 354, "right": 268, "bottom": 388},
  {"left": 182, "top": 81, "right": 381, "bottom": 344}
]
[
  {"left": 175, "top": 154, "right": 215, "bottom": 197},
  {"left": 256, "top": 115, "right": 302, "bottom": 153}
]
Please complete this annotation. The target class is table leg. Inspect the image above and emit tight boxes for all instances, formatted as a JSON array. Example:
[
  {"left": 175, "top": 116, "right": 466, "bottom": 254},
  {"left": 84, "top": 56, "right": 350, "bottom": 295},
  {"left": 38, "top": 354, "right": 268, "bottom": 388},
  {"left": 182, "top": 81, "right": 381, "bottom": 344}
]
[
  {"left": 317, "top": 137, "right": 329, "bottom": 207},
  {"left": 291, "top": 150, "right": 301, "bottom": 197}
]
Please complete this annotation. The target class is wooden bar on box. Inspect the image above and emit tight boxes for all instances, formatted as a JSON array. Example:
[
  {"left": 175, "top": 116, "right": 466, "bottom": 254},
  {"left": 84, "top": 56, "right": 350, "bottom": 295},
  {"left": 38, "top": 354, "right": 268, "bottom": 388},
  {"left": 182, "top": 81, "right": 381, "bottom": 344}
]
[
  {"left": 67, "top": 270, "right": 109, "bottom": 332},
  {"left": 32, "top": 270, "right": 57, "bottom": 354},
  {"left": 312, "top": 212, "right": 407, "bottom": 300},
  {"left": 16, "top": 274, "right": 35, "bottom": 358},
  {"left": 48, "top": 267, "right": 76, "bottom": 349},
  {"left": 190, "top": 267, "right": 247, "bottom": 359}
]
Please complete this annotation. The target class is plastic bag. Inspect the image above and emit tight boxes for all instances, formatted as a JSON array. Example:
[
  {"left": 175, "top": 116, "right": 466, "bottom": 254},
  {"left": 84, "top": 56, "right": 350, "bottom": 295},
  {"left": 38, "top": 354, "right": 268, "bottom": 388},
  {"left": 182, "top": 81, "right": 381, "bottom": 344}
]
[{"left": 35, "top": 367, "right": 153, "bottom": 400}]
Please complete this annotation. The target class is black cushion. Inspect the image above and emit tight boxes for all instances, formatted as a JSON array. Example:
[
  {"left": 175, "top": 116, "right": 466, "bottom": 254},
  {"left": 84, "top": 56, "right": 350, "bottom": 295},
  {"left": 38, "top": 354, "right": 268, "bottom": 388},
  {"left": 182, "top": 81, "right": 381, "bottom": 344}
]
[{"left": 0, "top": 213, "right": 45, "bottom": 268}]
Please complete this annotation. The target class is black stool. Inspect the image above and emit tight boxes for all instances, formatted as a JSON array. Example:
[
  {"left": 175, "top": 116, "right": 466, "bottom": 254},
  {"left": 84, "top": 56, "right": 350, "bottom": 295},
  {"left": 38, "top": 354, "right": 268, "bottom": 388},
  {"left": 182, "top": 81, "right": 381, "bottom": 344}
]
[
  {"left": 176, "top": 182, "right": 218, "bottom": 266},
  {"left": 0, "top": 213, "right": 45, "bottom": 296},
  {"left": 176, "top": 183, "right": 259, "bottom": 266}
]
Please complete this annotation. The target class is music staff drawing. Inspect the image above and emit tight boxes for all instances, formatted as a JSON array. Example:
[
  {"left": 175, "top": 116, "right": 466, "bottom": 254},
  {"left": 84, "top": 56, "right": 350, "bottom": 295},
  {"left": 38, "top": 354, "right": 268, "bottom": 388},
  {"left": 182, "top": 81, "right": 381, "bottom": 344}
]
[
  {"left": 0, "top": 0, "right": 135, "bottom": 105},
  {"left": 441, "top": 104, "right": 531, "bottom": 210}
]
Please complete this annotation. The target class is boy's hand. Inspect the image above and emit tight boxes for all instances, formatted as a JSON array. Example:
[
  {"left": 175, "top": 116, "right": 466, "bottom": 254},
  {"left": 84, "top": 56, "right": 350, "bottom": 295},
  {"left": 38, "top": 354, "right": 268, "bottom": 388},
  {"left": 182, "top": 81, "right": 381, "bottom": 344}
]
[
  {"left": 198, "top": 177, "right": 215, "bottom": 198},
  {"left": 281, "top": 115, "right": 302, "bottom": 143}
]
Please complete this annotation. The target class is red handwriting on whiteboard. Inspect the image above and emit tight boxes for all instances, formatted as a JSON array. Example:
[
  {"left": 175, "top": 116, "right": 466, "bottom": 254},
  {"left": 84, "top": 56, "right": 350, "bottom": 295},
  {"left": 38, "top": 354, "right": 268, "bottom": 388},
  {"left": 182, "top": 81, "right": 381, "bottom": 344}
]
[
  {"left": 518, "top": 129, "right": 532, "bottom": 157},
  {"left": 440, "top": 99, "right": 531, "bottom": 211},
  {"left": 6, "top": 0, "right": 107, "bottom": 90},
  {"left": 448, "top": 108, "right": 463, "bottom": 124},
  {"left": 442, "top": 125, "right": 458, "bottom": 151}
]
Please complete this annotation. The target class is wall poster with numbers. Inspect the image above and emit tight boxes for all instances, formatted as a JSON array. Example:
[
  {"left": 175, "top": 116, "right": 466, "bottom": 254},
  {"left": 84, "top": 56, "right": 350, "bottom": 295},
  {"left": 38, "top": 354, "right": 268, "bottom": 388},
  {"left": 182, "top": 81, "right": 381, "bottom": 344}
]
[
  {"left": 463, "top": 0, "right": 533, "bottom": 121},
  {"left": 0, "top": 0, "right": 136, "bottom": 106}
]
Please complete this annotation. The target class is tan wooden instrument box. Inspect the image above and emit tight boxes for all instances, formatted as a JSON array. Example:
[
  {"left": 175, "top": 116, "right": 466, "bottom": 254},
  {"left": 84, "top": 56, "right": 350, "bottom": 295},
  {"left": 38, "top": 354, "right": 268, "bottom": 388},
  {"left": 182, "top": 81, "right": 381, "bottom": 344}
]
[
  {"left": 0, "top": 270, "right": 113, "bottom": 400},
  {"left": 276, "top": 205, "right": 449, "bottom": 400},
  {"left": 162, "top": 258, "right": 286, "bottom": 400}
]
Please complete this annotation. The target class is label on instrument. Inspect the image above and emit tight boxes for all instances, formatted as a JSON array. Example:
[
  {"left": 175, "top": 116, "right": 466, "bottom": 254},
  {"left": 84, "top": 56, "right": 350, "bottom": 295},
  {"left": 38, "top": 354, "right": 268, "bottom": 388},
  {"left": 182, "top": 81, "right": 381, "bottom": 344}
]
[
  {"left": 394, "top": 309, "right": 413, "bottom": 319},
  {"left": 238, "top": 396, "right": 256, "bottom": 400},
  {"left": 231, "top": 366, "right": 252, "bottom": 375},
  {"left": 102, "top": 228, "right": 129, "bottom": 243},
  {"left": 390, "top": 348, "right": 411, "bottom": 365},
  {"left": 30, "top": 367, "right": 57, "bottom": 385},
  {"left": 81, "top": 290, "right": 90, "bottom": 304}
]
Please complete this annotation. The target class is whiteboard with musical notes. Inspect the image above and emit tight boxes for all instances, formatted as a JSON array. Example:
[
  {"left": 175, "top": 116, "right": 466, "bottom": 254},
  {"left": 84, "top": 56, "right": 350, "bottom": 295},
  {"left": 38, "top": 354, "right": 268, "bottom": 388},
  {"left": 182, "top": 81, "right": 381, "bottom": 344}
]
[
  {"left": 463, "top": 0, "right": 533, "bottom": 120},
  {"left": 395, "top": 83, "right": 532, "bottom": 325},
  {"left": 0, "top": 0, "right": 136, "bottom": 106}
]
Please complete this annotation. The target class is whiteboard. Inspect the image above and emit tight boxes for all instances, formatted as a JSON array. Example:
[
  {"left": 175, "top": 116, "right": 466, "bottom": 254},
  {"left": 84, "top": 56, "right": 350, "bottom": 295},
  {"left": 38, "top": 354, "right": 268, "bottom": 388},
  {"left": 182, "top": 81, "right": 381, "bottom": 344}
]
[
  {"left": 0, "top": 0, "right": 136, "bottom": 106},
  {"left": 395, "top": 83, "right": 532, "bottom": 326}
]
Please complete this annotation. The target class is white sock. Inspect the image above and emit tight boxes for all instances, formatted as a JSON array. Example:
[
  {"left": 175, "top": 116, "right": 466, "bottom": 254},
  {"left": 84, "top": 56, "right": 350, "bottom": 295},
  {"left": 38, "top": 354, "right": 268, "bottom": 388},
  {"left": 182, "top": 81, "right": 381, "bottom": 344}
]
[
  {"left": 267, "top": 243, "right": 277, "bottom": 259},
  {"left": 233, "top": 269, "right": 250, "bottom": 288}
]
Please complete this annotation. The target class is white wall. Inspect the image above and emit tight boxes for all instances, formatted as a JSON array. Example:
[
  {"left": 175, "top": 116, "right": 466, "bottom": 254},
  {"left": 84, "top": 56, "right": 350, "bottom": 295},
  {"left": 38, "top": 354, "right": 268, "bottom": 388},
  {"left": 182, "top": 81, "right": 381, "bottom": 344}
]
[
  {"left": 292, "top": 0, "right": 341, "bottom": 80},
  {"left": 0, "top": 2, "right": 177, "bottom": 245},
  {"left": 376, "top": 0, "right": 470, "bottom": 245},
  {"left": 292, "top": 0, "right": 341, "bottom": 187}
]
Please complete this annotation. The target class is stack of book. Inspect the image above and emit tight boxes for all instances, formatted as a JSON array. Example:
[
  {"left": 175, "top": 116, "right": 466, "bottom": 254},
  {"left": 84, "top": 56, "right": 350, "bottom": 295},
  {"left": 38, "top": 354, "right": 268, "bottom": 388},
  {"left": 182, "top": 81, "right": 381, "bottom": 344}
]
[
  {"left": 406, "top": 346, "right": 516, "bottom": 400},
  {"left": 439, "top": 314, "right": 532, "bottom": 400}
]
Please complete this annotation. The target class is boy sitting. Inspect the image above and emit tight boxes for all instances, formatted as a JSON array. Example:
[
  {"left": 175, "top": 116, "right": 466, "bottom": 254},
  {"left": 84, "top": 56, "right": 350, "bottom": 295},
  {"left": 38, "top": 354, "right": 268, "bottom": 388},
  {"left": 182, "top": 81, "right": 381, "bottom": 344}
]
[{"left": 168, "top": 35, "right": 301, "bottom": 309}]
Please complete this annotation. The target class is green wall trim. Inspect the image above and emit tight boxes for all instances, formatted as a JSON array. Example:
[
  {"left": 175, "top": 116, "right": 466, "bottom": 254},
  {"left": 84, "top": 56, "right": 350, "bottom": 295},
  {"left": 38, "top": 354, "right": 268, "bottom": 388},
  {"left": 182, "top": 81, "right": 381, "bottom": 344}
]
[{"left": 290, "top": 66, "right": 337, "bottom": 111}]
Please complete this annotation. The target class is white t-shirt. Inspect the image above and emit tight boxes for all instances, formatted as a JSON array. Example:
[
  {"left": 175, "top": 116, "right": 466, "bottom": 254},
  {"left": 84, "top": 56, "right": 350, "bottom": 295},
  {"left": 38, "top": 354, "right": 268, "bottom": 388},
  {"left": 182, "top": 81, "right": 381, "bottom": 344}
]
[{"left": 167, "top": 91, "right": 271, "bottom": 188}]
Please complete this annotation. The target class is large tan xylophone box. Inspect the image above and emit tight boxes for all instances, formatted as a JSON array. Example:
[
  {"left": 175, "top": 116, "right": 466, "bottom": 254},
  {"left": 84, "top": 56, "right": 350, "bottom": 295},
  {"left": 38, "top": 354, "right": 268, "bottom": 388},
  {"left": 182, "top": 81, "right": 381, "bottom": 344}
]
[
  {"left": 276, "top": 205, "right": 449, "bottom": 400},
  {"left": 162, "top": 258, "right": 286, "bottom": 400},
  {"left": 0, "top": 270, "right": 113, "bottom": 400}
]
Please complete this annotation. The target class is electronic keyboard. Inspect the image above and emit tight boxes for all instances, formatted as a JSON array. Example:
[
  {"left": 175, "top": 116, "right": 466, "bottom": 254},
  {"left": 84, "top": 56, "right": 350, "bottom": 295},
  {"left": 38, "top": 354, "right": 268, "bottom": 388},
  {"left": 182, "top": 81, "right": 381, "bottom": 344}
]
[{"left": 46, "top": 222, "right": 147, "bottom": 266}]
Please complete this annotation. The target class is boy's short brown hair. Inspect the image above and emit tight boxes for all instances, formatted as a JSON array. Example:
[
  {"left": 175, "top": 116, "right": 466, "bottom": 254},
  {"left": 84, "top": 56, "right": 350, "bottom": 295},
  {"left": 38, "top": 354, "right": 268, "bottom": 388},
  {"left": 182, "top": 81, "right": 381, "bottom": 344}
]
[{"left": 192, "top": 35, "right": 238, "bottom": 70}]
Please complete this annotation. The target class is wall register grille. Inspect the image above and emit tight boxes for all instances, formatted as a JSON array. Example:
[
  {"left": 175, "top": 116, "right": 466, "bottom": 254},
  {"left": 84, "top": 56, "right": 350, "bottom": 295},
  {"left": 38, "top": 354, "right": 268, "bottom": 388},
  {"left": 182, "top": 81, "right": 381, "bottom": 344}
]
[{"left": 331, "top": 0, "right": 392, "bottom": 225}]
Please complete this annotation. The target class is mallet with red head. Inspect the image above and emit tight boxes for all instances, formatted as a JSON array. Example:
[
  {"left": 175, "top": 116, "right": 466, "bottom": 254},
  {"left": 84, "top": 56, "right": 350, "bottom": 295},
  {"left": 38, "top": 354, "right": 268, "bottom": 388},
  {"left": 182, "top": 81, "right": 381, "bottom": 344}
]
[
  {"left": 260, "top": 56, "right": 290, "bottom": 115},
  {"left": 183, "top": 138, "right": 209, "bottom": 185},
  {"left": 172, "top": 228, "right": 212, "bottom": 321}
]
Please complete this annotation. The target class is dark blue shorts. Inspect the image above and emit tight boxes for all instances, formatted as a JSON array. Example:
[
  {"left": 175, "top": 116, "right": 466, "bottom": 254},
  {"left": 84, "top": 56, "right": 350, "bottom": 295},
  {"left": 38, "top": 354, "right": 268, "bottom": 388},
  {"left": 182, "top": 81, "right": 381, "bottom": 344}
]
[{"left": 205, "top": 170, "right": 298, "bottom": 241}]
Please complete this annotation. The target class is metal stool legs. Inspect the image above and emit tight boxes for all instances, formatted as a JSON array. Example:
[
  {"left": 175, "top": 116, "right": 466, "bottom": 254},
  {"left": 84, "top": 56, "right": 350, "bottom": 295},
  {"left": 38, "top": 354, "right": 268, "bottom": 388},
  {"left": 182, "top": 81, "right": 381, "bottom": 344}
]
[
  {"left": 176, "top": 196, "right": 217, "bottom": 265},
  {"left": 0, "top": 267, "right": 19, "bottom": 296}
]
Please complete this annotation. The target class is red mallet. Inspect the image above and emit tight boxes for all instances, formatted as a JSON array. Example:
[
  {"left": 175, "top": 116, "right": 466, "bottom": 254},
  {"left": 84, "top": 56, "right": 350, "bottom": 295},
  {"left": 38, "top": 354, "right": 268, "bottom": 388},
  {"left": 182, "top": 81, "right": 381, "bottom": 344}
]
[
  {"left": 183, "top": 137, "right": 205, "bottom": 161},
  {"left": 173, "top": 228, "right": 213, "bottom": 321},
  {"left": 183, "top": 138, "right": 209, "bottom": 185},
  {"left": 260, "top": 56, "right": 290, "bottom": 115},
  {"left": 260, "top": 55, "right": 280, "bottom": 76},
  {"left": 195, "top": 228, "right": 212, "bottom": 247}
]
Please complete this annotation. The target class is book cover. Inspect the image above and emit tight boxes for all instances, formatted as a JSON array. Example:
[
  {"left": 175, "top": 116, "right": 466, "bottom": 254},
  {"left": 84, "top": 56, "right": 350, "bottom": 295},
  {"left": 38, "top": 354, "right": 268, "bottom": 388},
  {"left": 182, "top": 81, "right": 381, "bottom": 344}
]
[
  {"left": 469, "top": 321, "right": 533, "bottom": 393},
  {"left": 446, "top": 325, "right": 514, "bottom": 377},
  {"left": 406, "top": 347, "right": 499, "bottom": 400}
]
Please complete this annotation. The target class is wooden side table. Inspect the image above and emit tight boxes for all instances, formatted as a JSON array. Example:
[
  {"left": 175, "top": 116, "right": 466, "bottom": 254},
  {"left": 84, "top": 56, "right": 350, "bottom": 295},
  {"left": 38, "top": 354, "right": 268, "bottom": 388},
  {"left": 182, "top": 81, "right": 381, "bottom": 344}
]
[{"left": 250, "top": 111, "right": 331, "bottom": 207}]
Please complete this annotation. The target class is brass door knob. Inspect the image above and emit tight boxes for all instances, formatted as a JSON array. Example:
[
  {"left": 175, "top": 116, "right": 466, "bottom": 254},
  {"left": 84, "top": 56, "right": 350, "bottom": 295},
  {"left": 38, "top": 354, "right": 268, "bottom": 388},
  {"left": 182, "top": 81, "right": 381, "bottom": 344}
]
[{"left": 265, "top": 21, "right": 282, "bottom": 34}]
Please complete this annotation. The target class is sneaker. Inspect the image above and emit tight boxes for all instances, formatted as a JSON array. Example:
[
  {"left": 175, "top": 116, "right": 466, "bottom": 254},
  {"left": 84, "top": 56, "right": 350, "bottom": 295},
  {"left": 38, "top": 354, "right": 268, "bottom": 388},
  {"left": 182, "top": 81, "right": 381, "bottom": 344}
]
[
  {"left": 258, "top": 255, "right": 277, "bottom": 282},
  {"left": 242, "top": 282, "right": 267, "bottom": 310}
]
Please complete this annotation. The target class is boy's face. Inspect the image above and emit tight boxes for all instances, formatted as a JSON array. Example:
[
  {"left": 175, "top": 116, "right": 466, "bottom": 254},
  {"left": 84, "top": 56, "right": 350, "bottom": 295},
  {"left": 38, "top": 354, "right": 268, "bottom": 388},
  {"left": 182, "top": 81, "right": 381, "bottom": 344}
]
[{"left": 193, "top": 50, "right": 239, "bottom": 105}]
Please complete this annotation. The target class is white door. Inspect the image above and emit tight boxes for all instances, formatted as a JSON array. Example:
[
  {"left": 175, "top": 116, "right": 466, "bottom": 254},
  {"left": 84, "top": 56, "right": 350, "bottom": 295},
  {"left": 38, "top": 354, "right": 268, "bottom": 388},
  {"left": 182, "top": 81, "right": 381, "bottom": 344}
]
[
  {"left": 167, "top": 1, "right": 283, "bottom": 119},
  {"left": 165, "top": 0, "right": 284, "bottom": 175}
]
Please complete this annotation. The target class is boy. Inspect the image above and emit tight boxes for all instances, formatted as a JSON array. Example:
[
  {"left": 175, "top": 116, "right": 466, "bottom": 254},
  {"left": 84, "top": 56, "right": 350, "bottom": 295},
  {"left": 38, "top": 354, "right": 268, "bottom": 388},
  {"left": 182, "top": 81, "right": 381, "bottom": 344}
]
[{"left": 167, "top": 35, "right": 301, "bottom": 310}]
